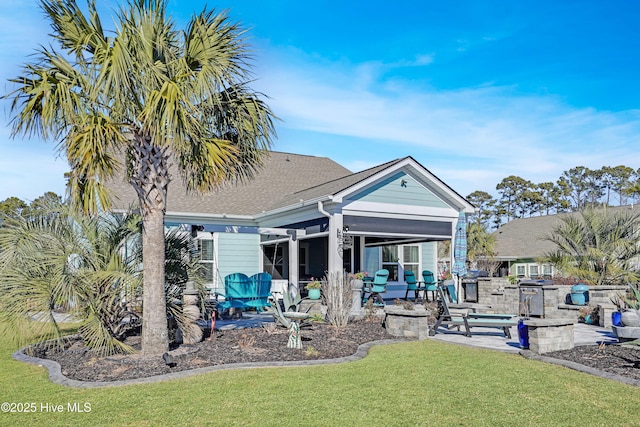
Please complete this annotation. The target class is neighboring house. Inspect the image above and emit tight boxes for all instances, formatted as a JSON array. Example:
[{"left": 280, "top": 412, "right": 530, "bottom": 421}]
[
  {"left": 108, "top": 152, "right": 474, "bottom": 296},
  {"left": 493, "top": 204, "right": 640, "bottom": 279},
  {"left": 493, "top": 215, "right": 561, "bottom": 279}
]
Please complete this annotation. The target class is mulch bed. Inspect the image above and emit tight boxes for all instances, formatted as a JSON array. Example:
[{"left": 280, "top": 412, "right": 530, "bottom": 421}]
[
  {"left": 545, "top": 343, "right": 640, "bottom": 381},
  {"left": 27, "top": 320, "right": 395, "bottom": 382},
  {"left": 25, "top": 321, "right": 640, "bottom": 384}
]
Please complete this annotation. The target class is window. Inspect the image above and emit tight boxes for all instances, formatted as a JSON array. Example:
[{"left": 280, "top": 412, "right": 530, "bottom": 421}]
[
  {"left": 382, "top": 245, "right": 399, "bottom": 281},
  {"left": 263, "top": 243, "right": 287, "bottom": 280},
  {"left": 529, "top": 264, "right": 539, "bottom": 278},
  {"left": 542, "top": 264, "right": 552, "bottom": 278},
  {"left": 403, "top": 245, "right": 420, "bottom": 276},
  {"left": 299, "top": 242, "right": 310, "bottom": 276},
  {"left": 198, "top": 239, "right": 215, "bottom": 285},
  {"left": 516, "top": 265, "right": 526, "bottom": 277},
  {"left": 365, "top": 244, "right": 423, "bottom": 281}
]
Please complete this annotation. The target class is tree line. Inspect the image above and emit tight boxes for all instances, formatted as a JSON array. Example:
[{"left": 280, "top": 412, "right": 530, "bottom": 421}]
[{"left": 467, "top": 165, "right": 640, "bottom": 229}]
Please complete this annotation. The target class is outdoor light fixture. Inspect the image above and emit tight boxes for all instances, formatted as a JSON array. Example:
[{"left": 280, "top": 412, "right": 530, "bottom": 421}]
[
  {"left": 401, "top": 179, "right": 407, "bottom": 187},
  {"left": 191, "top": 224, "right": 205, "bottom": 237}
]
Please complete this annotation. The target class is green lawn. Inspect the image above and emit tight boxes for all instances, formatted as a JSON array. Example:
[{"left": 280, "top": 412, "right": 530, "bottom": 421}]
[{"left": 2, "top": 328, "right": 640, "bottom": 426}]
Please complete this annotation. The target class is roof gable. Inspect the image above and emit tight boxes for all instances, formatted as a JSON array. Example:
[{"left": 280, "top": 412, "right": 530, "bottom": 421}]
[{"left": 347, "top": 171, "right": 449, "bottom": 209}]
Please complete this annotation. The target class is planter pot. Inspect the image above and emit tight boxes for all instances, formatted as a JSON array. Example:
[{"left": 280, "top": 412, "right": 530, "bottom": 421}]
[
  {"left": 621, "top": 310, "right": 640, "bottom": 327},
  {"left": 351, "top": 279, "right": 363, "bottom": 290},
  {"left": 518, "top": 318, "right": 529, "bottom": 349},
  {"left": 612, "top": 311, "right": 623, "bottom": 327},
  {"left": 570, "top": 283, "right": 589, "bottom": 306},
  {"left": 307, "top": 288, "right": 321, "bottom": 300}
]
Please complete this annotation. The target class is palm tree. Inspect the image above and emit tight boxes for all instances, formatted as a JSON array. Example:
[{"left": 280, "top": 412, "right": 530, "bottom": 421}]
[
  {"left": 4, "top": 0, "right": 275, "bottom": 355},
  {"left": 0, "top": 200, "right": 141, "bottom": 354},
  {"left": 545, "top": 207, "right": 640, "bottom": 286},
  {"left": 467, "top": 222, "right": 498, "bottom": 274},
  {"left": 0, "top": 199, "right": 205, "bottom": 355}
]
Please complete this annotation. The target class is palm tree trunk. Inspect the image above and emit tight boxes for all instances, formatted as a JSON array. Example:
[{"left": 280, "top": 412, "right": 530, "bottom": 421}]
[
  {"left": 141, "top": 204, "right": 169, "bottom": 355},
  {"left": 130, "top": 135, "right": 171, "bottom": 356}
]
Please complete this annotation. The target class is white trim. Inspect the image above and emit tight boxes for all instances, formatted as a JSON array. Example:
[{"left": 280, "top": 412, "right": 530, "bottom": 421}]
[
  {"left": 254, "top": 195, "right": 334, "bottom": 221},
  {"left": 358, "top": 231, "right": 449, "bottom": 240},
  {"left": 343, "top": 201, "right": 458, "bottom": 218},
  {"left": 259, "top": 236, "right": 290, "bottom": 245}
]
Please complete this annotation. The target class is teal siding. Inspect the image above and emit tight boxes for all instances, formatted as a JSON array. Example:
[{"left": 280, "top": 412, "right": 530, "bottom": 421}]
[
  {"left": 421, "top": 242, "right": 437, "bottom": 274},
  {"left": 217, "top": 233, "right": 260, "bottom": 280},
  {"left": 350, "top": 172, "right": 448, "bottom": 208}
]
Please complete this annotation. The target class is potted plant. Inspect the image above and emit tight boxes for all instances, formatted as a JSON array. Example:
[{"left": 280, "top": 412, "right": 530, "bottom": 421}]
[
  {"left": 610, "top": 294, "right": 624, "bottom": 326},
  {"left": 570, "top": 282, "right": 590, "bottom": 306},
  {"left": 347, "top": 271, "right": 367, "bottom": 289},
  {"left": 305, "top": 279, "right": 322, "bottom": 300},
  {"left": 620, "top": 284, "right": 640, "bottom": 327},
  {"left": 578, "top": 304, "right": 598, "bottom": 325},
  {"left": 518, "top": 300, "right": 530, "bottom": 349}
]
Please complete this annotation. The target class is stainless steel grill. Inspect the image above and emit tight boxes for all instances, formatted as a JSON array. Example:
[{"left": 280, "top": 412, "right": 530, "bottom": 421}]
[
  {"left": 462, "top": 277, "right": 478, "bottom": 303},
  {"left": 519, "top": 280, "right": 554, "bottom": 317}
]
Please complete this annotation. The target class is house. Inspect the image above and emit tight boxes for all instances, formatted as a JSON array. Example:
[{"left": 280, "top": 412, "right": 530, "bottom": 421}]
[
  {"left": 108, "top": 152, "right": 475, "bottom": 296},
  {"left": 492, "top": 204, "right": 640, "bottom": 279},
  {"left": 492, "top": 215, "right": 561, "bottom": 279}
]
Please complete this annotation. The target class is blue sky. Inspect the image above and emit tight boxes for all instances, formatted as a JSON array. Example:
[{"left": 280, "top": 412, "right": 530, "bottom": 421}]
[{"left": 2, "top": 0, "right": 640, "bottom": 202}]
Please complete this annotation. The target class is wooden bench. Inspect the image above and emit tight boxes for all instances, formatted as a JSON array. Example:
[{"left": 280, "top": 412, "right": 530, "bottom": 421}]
[{"left": 432, "top": 286, "right": 517, "bottom": 338}]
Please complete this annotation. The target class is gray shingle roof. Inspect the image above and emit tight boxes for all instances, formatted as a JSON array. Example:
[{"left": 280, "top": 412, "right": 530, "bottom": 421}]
[
  {"left": 107, "top": 151, "right": 352, "bottom": 216},
  {"left": 493, "top": 215, "right": 564, "bottom": 259},
  {"left": 493, "top": 205, "right": 640, "bottom": 259}
]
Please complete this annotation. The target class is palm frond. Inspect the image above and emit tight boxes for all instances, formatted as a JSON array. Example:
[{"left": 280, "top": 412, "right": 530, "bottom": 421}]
[{"left": 544, "top": 207, "right": 640, "bottom": 285}]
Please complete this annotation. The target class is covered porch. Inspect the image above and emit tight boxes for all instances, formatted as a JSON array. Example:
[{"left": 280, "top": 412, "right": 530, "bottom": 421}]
[{"left": 260, "top": 204, "right": 471, "bottom": 302}]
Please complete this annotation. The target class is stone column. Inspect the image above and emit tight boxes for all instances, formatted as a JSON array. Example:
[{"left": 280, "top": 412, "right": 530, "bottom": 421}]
[
  {"left": 350, "top": 279, "right": 364, "bottom": 318},
  {"left": 182, "top": 281, "right": 203, "bottom": 345}
]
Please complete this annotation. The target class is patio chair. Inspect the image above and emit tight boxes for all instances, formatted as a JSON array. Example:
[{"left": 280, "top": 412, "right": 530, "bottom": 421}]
[
  {"left": 431, "top": 286, "right": 517, "bottom": 338},
  {"left": 421, "top": 270, "right": 438, "bottom": 302},
  {"left": 404, "top": 270, "right": 425, "bottom": 301},
  {"left": 216, "top": 273, "right": 252, "bottom": 312},
  {"left": 248, "top": 272, "right": 272, "bottom": 311},
  {"left": 444, "top": 282, "right": 459, "bottom": 304},
  {"left": 362, "top": 269, "right": 389, "bottom": 306}
]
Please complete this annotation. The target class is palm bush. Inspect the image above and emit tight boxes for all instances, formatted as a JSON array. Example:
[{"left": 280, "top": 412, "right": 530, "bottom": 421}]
[
  {"left": 545, "top": 207, "right": 640, "bottom": 286},
  {"left": 0, "top": 200, "right": 203, "bottom": 355}
]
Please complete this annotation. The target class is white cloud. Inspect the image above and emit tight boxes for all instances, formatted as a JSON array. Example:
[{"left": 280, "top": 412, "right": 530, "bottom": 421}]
[{"left": 254, "top": 53, "right": 640, "bottom": 197}]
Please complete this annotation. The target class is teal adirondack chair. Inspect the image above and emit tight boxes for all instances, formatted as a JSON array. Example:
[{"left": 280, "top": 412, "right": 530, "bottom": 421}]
[
  {"left": 217, "top": 273, "right": 252, "bottom": 311},
  {"left": 362, "top": 269, "right": 389, "bottom": 306},
  {"left": 444, "top": 282, "right": 459, "bottom": 304},
  {"left": 404, "top": 270, "right": 424, "bottom": 301},
  {"left": 248, "top": 272, "right": 272, "bottom": 311},
  {"left": 422, "top": 270, "right": 438, "bottom": 302}
]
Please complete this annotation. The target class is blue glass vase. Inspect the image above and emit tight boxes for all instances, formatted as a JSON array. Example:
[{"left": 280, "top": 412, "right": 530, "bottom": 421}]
[
  {"left": 612, "top": 311, "right": 622, "bottom": 327},
  {"left": 518, "top": 319, "right": 529, "bottom": 349}
]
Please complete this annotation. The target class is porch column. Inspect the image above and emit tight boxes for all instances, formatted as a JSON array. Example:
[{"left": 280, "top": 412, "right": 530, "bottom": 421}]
[
  {"left": 288, "top": 234, "right": 299, "bottom": 288},
  {"left": 328, "top": 213, "right": 343, "bottom": 274}
]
